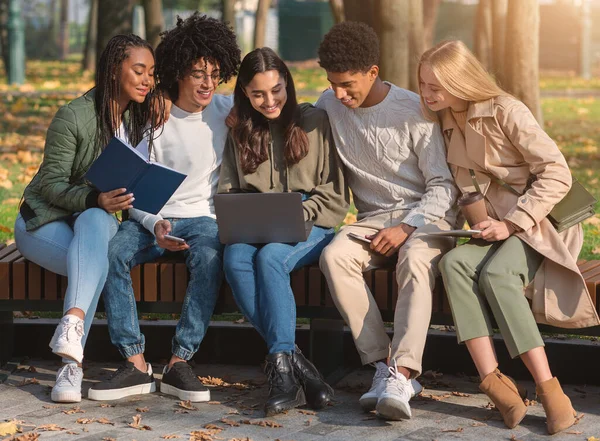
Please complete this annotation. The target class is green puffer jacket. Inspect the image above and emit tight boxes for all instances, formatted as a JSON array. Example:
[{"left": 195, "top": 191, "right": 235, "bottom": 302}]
[{"left": 21, "top": 89, "right": 102, "bottom": 231}]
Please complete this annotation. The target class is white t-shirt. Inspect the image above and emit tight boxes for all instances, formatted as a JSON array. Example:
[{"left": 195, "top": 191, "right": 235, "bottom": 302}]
[{"left": 130, "top": 94, "right": 233, "bottom": 234}]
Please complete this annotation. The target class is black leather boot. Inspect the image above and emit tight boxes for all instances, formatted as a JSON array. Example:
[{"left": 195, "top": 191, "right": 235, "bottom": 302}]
[
  {"left": 291, "top": 345, "right": 334, "bottom": 409},
  {"left": 264, "top": 352, "right": 306, "bottom": 416}
]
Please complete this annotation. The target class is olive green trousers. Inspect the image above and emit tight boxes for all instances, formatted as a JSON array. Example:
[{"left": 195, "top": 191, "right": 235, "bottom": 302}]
[{"left": 439, "top": 236, "right": 545, "bottom": 358}]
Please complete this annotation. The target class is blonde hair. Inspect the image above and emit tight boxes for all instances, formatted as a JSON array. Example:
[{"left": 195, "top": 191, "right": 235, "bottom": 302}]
[{"left": 418, "top": 40, "right": 507, "bottom": 121}]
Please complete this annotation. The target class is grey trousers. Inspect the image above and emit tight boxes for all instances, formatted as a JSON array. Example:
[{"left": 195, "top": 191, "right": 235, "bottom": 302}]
[{"left": 439, "top": 236, "right": 545, "bottom": 358}]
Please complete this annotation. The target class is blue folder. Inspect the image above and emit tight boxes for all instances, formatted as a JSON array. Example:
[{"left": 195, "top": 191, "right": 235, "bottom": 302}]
[{"left": 85, "top": 137, "right": 187, "bottom": 215}]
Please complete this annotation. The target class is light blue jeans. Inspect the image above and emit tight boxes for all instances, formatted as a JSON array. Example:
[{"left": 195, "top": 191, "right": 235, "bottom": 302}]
[
  {"left": 14, "top": 209, "right": 120, "bottom": 352},
  {"left": 223, "top": 225, "right": 334, "bottom": 354}
]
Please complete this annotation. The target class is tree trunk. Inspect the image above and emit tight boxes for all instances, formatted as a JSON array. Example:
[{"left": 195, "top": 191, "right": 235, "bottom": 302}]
[
  {"left": 329, "top": 0, "right": 344, "bottom": 24},
  {"left": 343, "top": 0, "right": 376, "bottom": 28},
  {"left": 504, "top": 0, "right": 542, "bottom": 124},
  {"left": 491, "top": 0, "right": 507, "bottom": 84},
  {"left": 96, "top": 0, "right": 134, "bottom": 61},
  {"left": 58, "top": 0, "right": 69, "bottom": 60},
  {"left": 82, "top": 0, "right": 98, "bottom": 71},
  {"left": 142, "top": 0, "right": 164, "bottom": 49},
  {"left": 0, "top": 0, "right": 9, "bottom": 75},
  {"left": 222, "top": 0, "right": 236, "bottom": 31},
  {"left": 408, "top": 0, "right": 424, "bottom": 92},
  {"left": 374, "top": 0, "right": 409, "bottom": 89},
  {"left": 253, "top": 0, "right": 271, "bottom": 49},
  {"left": 474, "top": 0, "right": 492, "bottom": 70},
  {"left": 422, "top": 0, "right": 440, "bottom": 49}
]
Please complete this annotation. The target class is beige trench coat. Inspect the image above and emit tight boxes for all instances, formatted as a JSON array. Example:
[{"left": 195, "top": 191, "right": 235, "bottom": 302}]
[{"left": 439, "top": 95, "right": 599, "bottom": 329}]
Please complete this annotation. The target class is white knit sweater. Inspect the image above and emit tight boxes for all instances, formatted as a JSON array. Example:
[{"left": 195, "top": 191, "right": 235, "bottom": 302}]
[{"left": 315, "top": 84, "right": 457, "bottom": 227}]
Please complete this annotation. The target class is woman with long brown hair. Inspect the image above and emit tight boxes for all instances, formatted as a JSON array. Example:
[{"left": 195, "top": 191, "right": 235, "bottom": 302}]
[{"left": 218, "top": 47, "right": 348, "bottom": 416}]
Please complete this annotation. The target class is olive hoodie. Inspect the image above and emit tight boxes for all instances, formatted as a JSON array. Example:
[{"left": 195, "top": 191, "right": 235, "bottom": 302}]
[{"left": 218, "top": 103, "right": 349, "bottom": 228}]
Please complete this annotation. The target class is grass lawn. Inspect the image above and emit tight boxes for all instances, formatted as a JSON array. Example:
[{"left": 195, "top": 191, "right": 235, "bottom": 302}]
[{"left": 0, "top": 60, "right": 598, "bottom": 258}]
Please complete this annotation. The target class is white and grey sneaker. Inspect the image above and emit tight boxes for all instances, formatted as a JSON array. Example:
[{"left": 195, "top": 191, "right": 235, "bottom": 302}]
[
  {"left": 49, "top": 314, "right": 85, "bottom": 363},
  {"left": 51, "top": 363, "right": 83, "bottom": 403},
  {"left": 375, "top": 361, "right": 419, "bottom": 420},
  {"left": 359, "top": 361, "right": 389, "bottom": 411}
]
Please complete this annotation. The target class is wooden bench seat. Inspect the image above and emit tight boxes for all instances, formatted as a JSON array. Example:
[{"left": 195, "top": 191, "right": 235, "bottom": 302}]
[{"left": 1, "top": 242, "right": 600, "bottom": 368}]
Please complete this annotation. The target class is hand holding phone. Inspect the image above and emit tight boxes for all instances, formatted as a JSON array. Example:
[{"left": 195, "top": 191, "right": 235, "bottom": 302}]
[
  {"left": 164, "top": 234, "right": 186, "bottom": 244},
  {"left": 348, "top": 232, "right": 372, "bottom": 244}
]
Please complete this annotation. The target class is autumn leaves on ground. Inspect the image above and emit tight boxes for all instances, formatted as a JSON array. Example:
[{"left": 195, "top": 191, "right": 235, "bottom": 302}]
[{"left": 0, "top": 59, "right": 599, "bottom": 258}]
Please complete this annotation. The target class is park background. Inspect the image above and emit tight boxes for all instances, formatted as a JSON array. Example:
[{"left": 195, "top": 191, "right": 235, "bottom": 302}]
[{"left": 0, "top": 0, "right": 599, "bottom": 261}]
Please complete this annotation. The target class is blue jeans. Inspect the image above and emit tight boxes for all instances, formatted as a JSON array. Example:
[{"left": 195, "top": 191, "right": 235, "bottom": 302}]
[
  {"left": 104, "top": 217, "right": 223, "bottom": 360},
  {"left": 14, "top": 209, "right": 119, "bottom": 352},
  {"left": 223, "top": 226, "right": 334, "bottom": 354}
]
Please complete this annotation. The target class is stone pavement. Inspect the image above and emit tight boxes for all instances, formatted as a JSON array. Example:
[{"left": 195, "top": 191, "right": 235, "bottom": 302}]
[{"left": 1, "top": 360, "right": 600, "bottom": 441}]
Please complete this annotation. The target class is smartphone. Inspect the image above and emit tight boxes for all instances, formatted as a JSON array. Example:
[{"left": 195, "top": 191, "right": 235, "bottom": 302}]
[
  {"left": 164, "top": 234, "right": 186, "bottom": 244},
  {"left": 348, "top": 232, "right": 372, "bottom": 244}
]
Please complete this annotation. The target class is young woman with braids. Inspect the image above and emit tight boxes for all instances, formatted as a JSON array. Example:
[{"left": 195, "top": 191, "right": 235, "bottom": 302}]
[
  {"left": 14, "top": 34, "right": 162, "bottom": 403},
  {"left": 218, "top": 47, "right": 349, "bottom": 416}
]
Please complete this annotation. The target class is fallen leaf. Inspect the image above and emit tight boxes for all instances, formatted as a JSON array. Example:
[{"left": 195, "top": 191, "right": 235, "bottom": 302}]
[
  {"left": 75, "top": 418, "right": 95, "bottom": 424},
  {"left": 220, "top": 418, "right": 239, "bottom": 427},
  {"left": 62, "top": 406, "right": 85, "bottom": 415},
  {"left": 451, "top": 391, "right": 470, "bottom": 397},
  {"left": 234, "top": 317, "right": 245, "bottom": 324},
  {"left": 102, "top": 438, "right": 116, "bottom": 441},
  {"left": 203, "top": 423, "right": 222, "bottom": 430},
  {"left": 17, "top": 377, "right": 39, "bottom": 386},
  {"left": 36, "top": 424, "right": 66, "bottom": 432},
  {"left": 99, "top": 403, "right": 115, "bottom": 408},
  {"left": 96, "top": 417, "right": 115, "bottom": 425},
  {"left": 442, "top": 427, "right": 463, "bottom": 433},
  {"left": 178, "top": 400, "right": 198, "bottom": 411},
  {"left": 0, "top": 421, "right": 18, "bottom": 436},
  {"left": 566, "top": 431, "right": 582, "bottom": 435},
  {"left": 161, "top": 435, "right": 181, "bottom": 439},
  {"left": 27, "top": 366, "right": 37, "bottom": 373},
  {"left": 575, "top": 413, "right": 585, "bottom": 425},
  {"left": 128, "top": 414, "right": 152, "bottom": 431},
  {"left": 587, "top": 437, "right": 599, "bottom": 441},
  {"left": 524, "top": 399, "right": 537, "bottom": 406},
  {"left": 7, "top": 432, "right": 40, "bottom": 440},
  {"left": 207, "top": 401, "right": 221, "bottom": 405},
  {"left": 189, "top": 429, "right": 222, "bottom": 441},
  {"left": 42, "top": 405, "right": 59, "bottom": 409},
  {"left": 241, "top": 419, "right": 283, "bottom": 428},
  {"left": 304, "top": 419, "right": 311, "bottom": 426},
  {"left": 298, "top": 409, "right": 316, "bottom": 415},
  {"left": 470, "top": 422, "right": 487, "bottom": 427},
  {"left": 227, "top": 409, "right": 240, "bottom": 415},
  {"left": 420, "top": 393, "right": 451, "bottom": 401},
  {"left": 136, "top": 407, "right": 149, "bottom": 413},
  {"left": 66, "top": 431, "right": 78, "bottom": 435}
]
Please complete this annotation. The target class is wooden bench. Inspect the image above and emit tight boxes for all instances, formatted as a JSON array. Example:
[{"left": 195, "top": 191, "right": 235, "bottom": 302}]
[{"left": 1, "top": 242, "right": 600, "bottom": 372}]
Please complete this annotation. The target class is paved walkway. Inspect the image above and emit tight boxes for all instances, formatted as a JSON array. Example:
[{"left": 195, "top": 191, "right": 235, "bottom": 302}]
[{"left": 1, "top": 360, "right": 599, "bottom": 441}]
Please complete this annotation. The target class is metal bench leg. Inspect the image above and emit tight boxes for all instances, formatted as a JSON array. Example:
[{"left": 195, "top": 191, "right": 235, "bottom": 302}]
[
  {"left": 309, "top": 318, "right": 350, "bottom": 385},
  {"left": 0, "top": 311, "right": 14, "bottom": 367}
]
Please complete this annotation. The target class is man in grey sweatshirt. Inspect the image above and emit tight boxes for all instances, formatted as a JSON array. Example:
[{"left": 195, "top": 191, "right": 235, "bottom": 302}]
[{"left": 317, "top": 22, "right": 458, "bottom": 421}]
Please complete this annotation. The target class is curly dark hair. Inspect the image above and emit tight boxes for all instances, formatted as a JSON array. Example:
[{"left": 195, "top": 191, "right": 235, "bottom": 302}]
[
  {"left": 318, "top": 21, "right": 380, "bottom": 73},
  {"left": 155, "top": 12, "right": 241, "bottom": 100}
]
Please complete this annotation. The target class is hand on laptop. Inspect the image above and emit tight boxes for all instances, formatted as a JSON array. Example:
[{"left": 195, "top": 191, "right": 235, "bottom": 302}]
[
  {"left": 367, "top": 223, "right": 416, "bottom": 257},
  {"left": 155, "top": 220, "right": 189, "bottom": 251}
]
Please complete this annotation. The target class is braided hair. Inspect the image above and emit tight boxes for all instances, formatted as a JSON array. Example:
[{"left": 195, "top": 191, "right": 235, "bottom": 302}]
[
  {"left": 155, "top": 12, "right": 241, "bottom": 101},
  {"left": 93, "top": 34, "right": 162, "bottom": 158}
]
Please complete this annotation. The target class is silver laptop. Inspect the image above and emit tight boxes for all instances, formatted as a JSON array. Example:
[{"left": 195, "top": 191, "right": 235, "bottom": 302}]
[{"left": 214, "top": 192, "right": 314, "bottom": 244}]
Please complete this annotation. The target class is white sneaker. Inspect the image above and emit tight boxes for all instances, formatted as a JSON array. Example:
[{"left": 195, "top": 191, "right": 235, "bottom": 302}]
[
  {"left": 375, "top": 361, "right": 416, "bottom": 420},
  {"left": 51, "top": 363, "right": 83, "bottom": 403},
  {"left": 49, "top": 314, "right": 85, "bottom": 363},
  {"left": 359, "top": 361, "right": 389, "bottom": 411}
]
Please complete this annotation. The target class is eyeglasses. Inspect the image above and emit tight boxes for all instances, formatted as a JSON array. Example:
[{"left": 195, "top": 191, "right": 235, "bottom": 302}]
[{"left": 189, "top": 70, "right": 222, "bottom": 85}]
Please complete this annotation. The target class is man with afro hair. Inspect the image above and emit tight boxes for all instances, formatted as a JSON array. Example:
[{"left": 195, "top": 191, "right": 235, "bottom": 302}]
[
  {"left": 90, "top": 13, "right": 241, "bottom": 402},
  {"left": 317, "top": 22, "right": 458, "bottom": 420}
]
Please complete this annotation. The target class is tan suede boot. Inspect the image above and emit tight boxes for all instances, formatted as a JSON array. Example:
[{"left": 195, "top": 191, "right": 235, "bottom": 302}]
[
  {"left": 479, "top": 369, "right": 527, "bottom": 429},
  {"left": 536, "top": 377, "right": 576, "bottom": 435}
]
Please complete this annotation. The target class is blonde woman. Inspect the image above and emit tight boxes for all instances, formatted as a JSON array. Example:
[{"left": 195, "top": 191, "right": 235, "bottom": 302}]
[{"left": 418, "top": 40, "right": 599, "bottom": 435}]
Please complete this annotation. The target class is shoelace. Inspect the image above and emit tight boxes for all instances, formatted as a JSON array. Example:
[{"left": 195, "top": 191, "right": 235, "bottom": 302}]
[
  {"left": 56, "top": 364, "right": 81, "bottom": 387},
  {"left": 60, "top": 319, "right": 84, "bottom": 342},
  {"left": 106, "top": 364, "right": 134, "bottom": 382},
  {"left": 173, "top": 364, "right": 198, "bottom": 383},
  {"left": 385, "top": 360, "right": 411, "bottom": 399},
  {"left": 265, "top": 363, "right": 286, "bottom": 393}
]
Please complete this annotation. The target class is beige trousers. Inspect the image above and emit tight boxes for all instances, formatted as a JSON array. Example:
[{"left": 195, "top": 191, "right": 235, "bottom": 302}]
[{"left": 319, "top": 212, "right": 454, "bottom": 376}]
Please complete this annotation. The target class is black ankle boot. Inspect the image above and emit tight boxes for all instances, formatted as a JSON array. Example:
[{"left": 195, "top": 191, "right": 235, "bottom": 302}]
[
  {"left": 264, "top": 352, "right": 306, "bottom": 416},
  {"left": 291, "top": 345, "right": 334, "bottom": 409}
]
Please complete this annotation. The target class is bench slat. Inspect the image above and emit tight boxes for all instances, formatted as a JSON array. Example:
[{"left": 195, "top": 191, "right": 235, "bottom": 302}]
[
  {"left": 27, "top": 262, "right": 42, "bottom": 300},
  {"left": 159, "top": 263, "right": 174, "bottom": 302},
  {"left": 143, "top": 263, "right": 158, "bottom": 302},
  {"left": 44, "top": 270, "right": 58, "bottom": 300},
  {"left": 291, "top": 269, "right": 307, "bottom": 306},
  {"left": 174, "top": 263, "right": 187, "bottom": 302},
  {"left": 132, "top": 265, "right": 141, "bottom": 301},
  {"left": 12, "top": 257, "right": 26, "bottom": 300},
  {"left": 374, "top": 269, "right": 389, "bottom": 311},
  {"left": 308, "top": 266, "right": 322, "bottom": 306}
]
